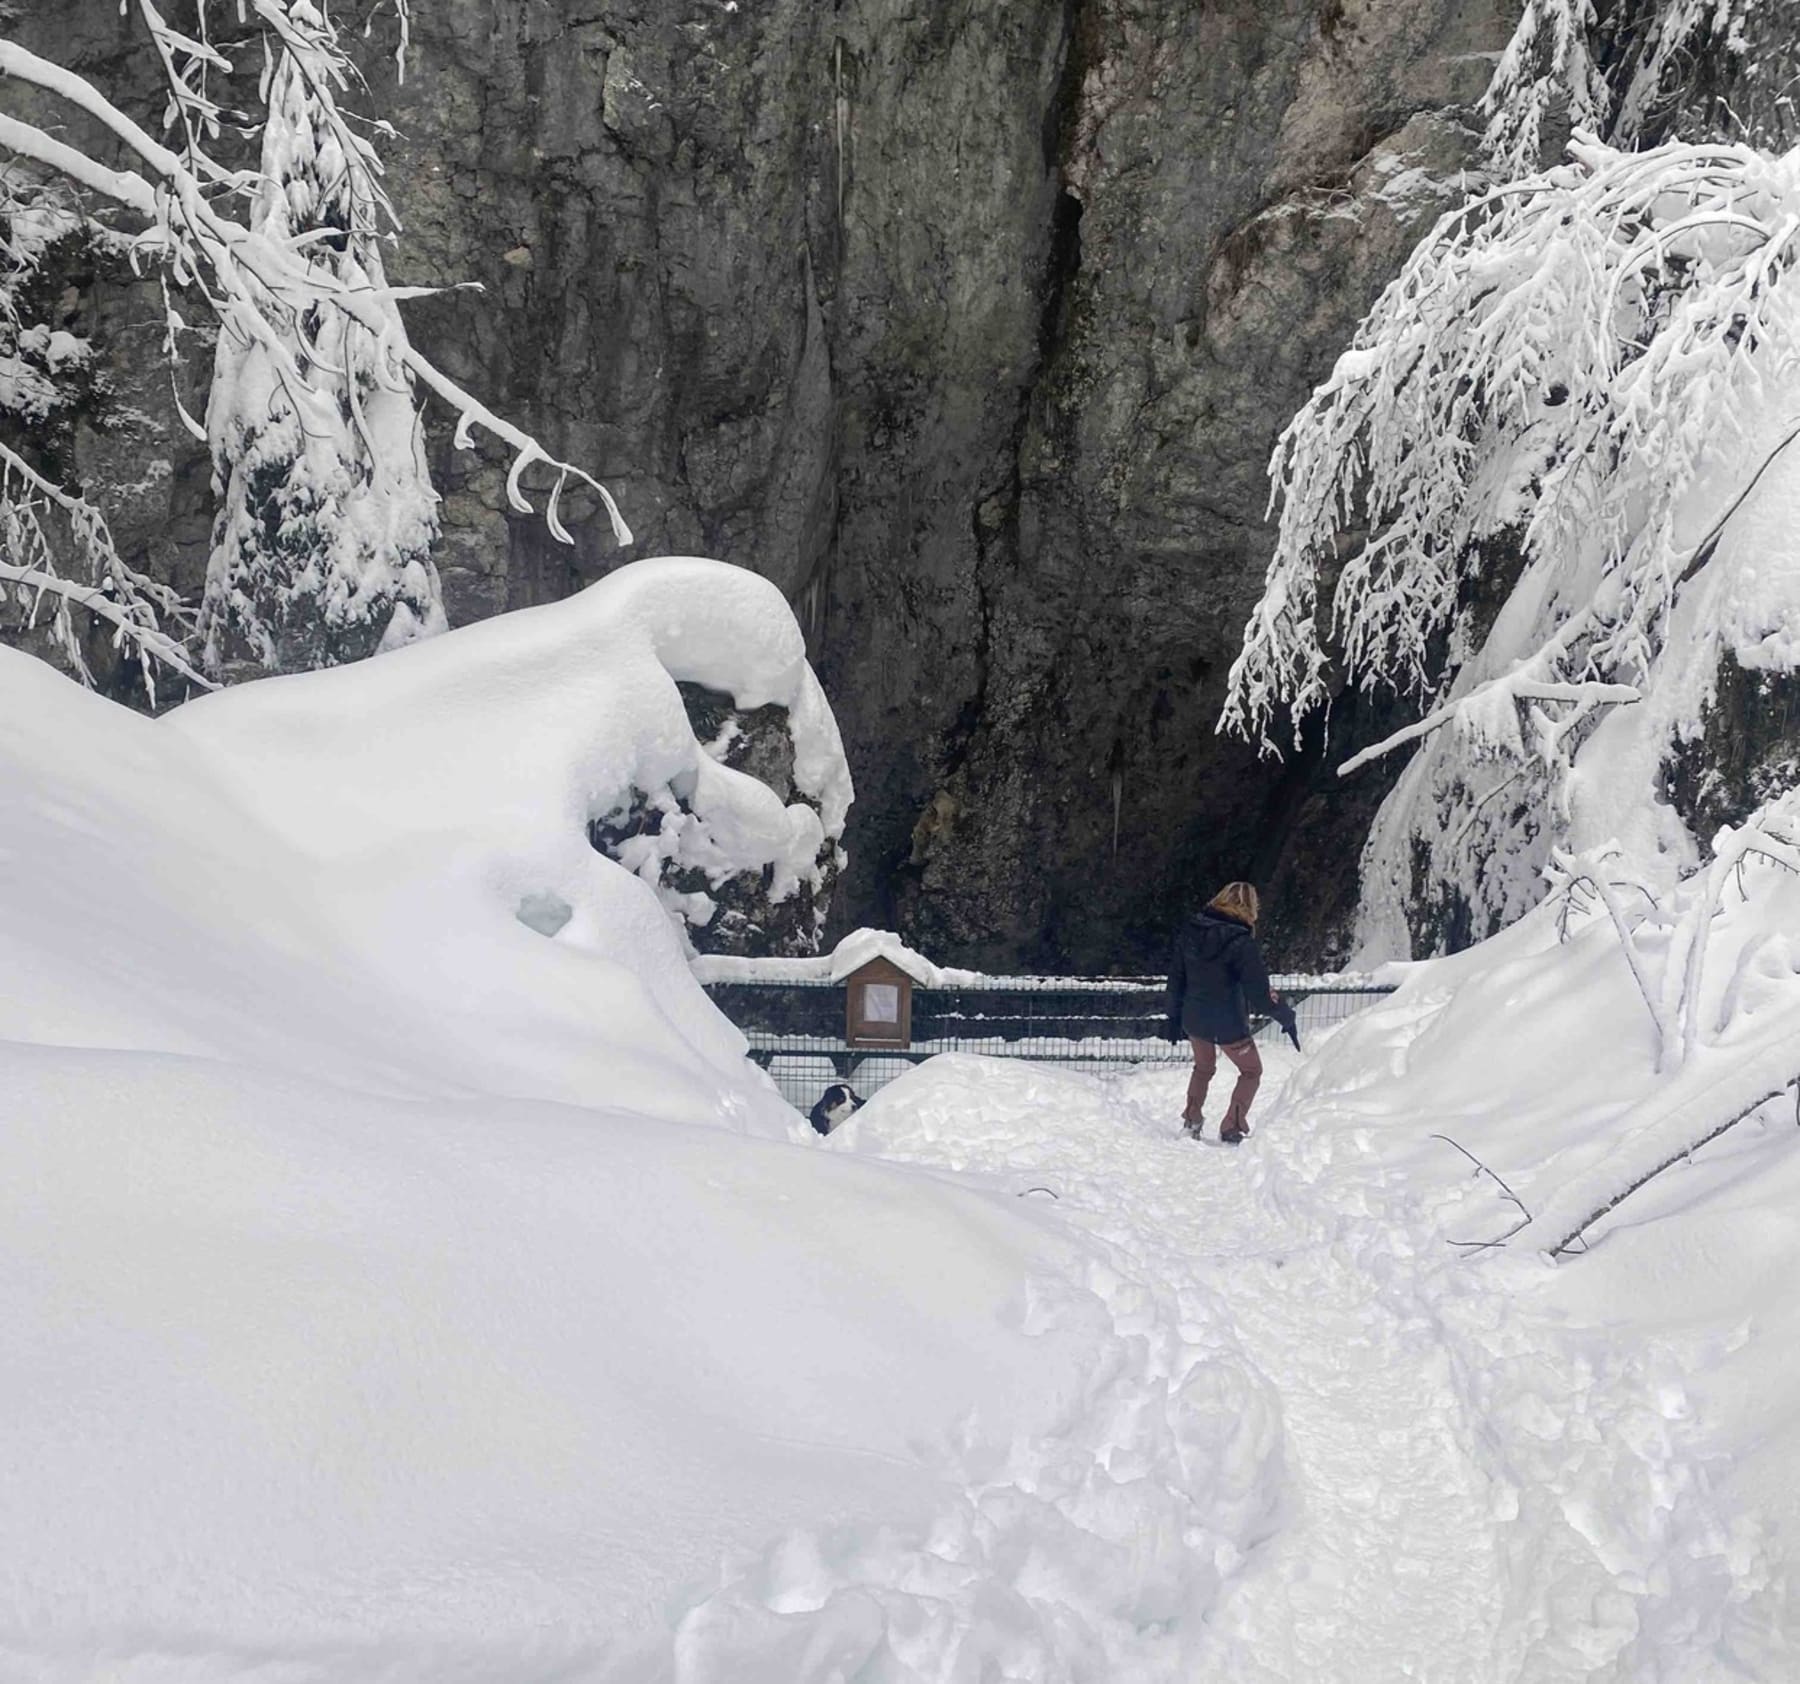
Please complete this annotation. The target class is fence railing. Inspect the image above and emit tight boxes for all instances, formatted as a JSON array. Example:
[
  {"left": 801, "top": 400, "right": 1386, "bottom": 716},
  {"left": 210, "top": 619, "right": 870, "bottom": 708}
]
[{"left": 702, "top": 972, "right": 1396, "bottom": 1110}]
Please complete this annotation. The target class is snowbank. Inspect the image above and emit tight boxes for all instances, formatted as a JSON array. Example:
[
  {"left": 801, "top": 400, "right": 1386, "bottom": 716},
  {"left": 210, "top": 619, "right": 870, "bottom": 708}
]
[
  {"left": 5, "top": 552, "right": 1790, "bottom": 1674},
  {"left": 1273, "top": 832, "right": 1800, "bottom": 1666},
  {"left": 825, "top": 1050, "right": 1779, "bottom": 1677},
  {"left": 2, "top": 557, "right": 857, "bottom": 1131},
  {"left": 0, "top": 1040, "right": 1113, "bottom": 1680}
]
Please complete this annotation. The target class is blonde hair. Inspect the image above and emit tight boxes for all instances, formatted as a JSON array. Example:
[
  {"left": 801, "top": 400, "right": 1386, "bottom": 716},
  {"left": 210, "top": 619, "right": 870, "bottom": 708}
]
[{"left": 1207, "top": 881, "right": 1260, "bottom": 928}]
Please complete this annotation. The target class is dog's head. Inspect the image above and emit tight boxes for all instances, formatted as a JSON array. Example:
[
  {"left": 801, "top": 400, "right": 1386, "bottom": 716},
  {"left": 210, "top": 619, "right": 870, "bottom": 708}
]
[{"left": 809, "top": 1082, "right": 864, "bottom": 1134}]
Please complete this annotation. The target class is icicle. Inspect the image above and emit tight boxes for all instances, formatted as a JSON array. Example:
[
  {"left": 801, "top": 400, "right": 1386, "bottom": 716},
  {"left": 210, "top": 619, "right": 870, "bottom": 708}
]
[{"left": 834, "top": 39, "right": 850, "bottom": 231}]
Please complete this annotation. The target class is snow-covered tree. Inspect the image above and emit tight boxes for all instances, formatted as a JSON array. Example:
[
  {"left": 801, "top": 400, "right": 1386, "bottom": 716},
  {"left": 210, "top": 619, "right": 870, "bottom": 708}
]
[
  {"left": 1222, "top": 132, "right": 1800, "bottom": 955},
  {"left": 0, "top": 2, "right": 632, "bottom": 689},
  {"left": 200, "top": 5, "right": 442, "bottom": 674},
  {"left": 1481, "top": 0, "right": 1759, "bottom": 176}
]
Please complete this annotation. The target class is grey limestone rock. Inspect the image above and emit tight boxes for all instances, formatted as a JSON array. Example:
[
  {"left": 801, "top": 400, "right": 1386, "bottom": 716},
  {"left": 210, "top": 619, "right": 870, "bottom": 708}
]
[{"left": 11, "top": 0, "right": 1546, "bottom": 968}]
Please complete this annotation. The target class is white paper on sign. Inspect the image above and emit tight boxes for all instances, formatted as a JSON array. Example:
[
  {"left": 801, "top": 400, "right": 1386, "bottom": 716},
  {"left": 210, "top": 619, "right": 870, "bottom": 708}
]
[{"left": 862, "top": 982, "right": 900, "bottom": 1024}]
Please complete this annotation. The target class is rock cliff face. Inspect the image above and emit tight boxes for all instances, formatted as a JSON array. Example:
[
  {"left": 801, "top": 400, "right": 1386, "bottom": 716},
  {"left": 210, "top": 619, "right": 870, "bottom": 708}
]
[{"left": 18, "top": 0, "right": 1521, "bottom": 969}]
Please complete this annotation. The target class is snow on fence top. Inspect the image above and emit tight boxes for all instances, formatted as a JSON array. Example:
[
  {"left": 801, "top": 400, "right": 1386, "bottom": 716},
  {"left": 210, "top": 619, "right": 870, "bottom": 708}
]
[{"left": 691, "top": 929, "right": 1394, "bottom": 994}]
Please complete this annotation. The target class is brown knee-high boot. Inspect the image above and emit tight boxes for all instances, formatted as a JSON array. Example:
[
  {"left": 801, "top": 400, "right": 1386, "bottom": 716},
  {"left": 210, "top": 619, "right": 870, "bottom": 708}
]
[
  {"left": 1218, "top": 1037, "right": 1263, "bottom": 1141},
  {"left": 1184, "top": 1037, "right": 1218, "bottom": 1131}
]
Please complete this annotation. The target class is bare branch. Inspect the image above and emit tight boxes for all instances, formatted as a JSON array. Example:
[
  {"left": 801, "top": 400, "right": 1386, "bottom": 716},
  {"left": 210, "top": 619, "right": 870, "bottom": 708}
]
[{"left": 1545, "top": 846, "right": 1671, "bottom": 1065}]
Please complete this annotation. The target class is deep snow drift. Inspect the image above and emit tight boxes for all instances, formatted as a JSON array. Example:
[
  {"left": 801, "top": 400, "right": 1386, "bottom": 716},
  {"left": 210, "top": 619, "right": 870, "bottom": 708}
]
[
  {"left": 3, "top": 556, "right": 848, "bottom": 1128},
  {"left": 2, "top": 555, "right": 1794, "bottom": 1678},
  {"left": 0, "top": 1042, "right": 1107, "bottom": 1680},
  {"left": 1273, "top": 820, "right": 1800, "bottom": 1643}
]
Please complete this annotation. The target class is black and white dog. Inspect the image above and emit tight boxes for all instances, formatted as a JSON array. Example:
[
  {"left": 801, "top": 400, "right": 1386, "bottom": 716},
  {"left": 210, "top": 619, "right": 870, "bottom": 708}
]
[{"left": 808, "top": 1082, "right": 863, "bottom": 1137}]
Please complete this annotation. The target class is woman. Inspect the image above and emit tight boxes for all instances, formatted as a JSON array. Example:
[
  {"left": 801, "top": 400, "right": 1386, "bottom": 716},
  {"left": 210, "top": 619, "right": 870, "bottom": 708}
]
[{"left": 1163, "top": 881, "right": 1297, "bottom": 1144}]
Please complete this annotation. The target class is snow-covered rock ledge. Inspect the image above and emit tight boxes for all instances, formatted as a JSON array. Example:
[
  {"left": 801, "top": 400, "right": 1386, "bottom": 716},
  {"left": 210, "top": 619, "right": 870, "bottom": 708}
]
[{"left": 4, "top": 556, "right": 850, "bottom": 1131}]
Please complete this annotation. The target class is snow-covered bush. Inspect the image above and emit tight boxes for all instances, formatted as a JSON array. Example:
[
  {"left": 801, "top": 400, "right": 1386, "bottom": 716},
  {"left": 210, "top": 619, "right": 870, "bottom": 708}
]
[
  {"left": 1517, "top": 797, "right": 1800, "bottom": 1250},
  {"left": 1548, "top": 790, "right": 1800, "bottom": 1076},
  {"left": 1282, "top": 789, "right": 1800, "bottom": 1257},
  {"left": 1223, "top": 133, "right": 1800, "bottom": 957},
  {"left": 166, "top": 556, "right": 851, "bottom": 1029},
  {"left": 0, "top": 2, "right": 629, "bottom": 687}
]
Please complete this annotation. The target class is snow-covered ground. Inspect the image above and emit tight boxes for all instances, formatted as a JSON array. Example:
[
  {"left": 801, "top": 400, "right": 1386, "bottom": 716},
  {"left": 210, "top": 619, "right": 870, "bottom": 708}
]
[
  {"left": 830, "top": 1047, "right": 1786, "bottom": 1680},
  {"left": 1, "top": 559, "right": 1794, "bottom": 1678}
]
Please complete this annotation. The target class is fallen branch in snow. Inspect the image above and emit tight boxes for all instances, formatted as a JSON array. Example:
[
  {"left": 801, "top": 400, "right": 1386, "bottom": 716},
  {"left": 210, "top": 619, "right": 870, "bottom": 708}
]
[
  {"left": 1431, "top": 1133, "right": 1531, "bottom": 1221},
  {"left": 1539, "top": 1077, "right": 1800, "bottom": 1257},
  {"left": 1430, "top": 1133, "right": 1552, "bottom": 1253}
]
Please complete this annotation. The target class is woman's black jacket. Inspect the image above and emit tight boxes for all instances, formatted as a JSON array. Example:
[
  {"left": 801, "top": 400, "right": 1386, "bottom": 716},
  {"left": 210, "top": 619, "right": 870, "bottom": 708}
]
[{"left": 1163, "top": 909, "right": 1286, "bottom": 1045}]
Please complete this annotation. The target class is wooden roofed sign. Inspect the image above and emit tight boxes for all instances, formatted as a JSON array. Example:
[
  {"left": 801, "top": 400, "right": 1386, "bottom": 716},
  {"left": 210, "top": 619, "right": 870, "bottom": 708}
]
[{"left": 843, "top": 955, "right": 915, "bottom": 1050}]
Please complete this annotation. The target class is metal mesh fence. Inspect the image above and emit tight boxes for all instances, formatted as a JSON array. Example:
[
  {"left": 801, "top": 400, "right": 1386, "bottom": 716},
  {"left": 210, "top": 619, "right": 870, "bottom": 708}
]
[{"left": 704, "top": 976, "right": 1396, "bottom": 1112}]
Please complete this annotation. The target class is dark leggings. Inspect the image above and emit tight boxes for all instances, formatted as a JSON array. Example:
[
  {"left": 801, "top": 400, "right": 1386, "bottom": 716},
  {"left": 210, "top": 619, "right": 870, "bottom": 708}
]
[{"left": 1185, "top": 1035, "right": 1262, "bottom": 1133}]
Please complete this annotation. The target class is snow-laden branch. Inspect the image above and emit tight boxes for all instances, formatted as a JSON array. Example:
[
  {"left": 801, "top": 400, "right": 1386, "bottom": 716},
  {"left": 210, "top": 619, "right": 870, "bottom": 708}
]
[
  {"left": 1547, "top": 798, "right": 1800, "bottom": 1079},
  {"left": 0, "top": 443, "right": 212, "bottom": 698},
  {"left": 1481, "top": 0, "right": 1757, "bottom": 176},
  {"left": 0, "top": 33, "right": 632, "bottom": 548},
  {"left": 1336, "top": 671, "right": 1639, "bottom": 778},
  {"left": 0, "top": 562, "right": 210, "bottom": 689},
  {"left": 1, "top": 5, "right": 635, "bottom": 685},
  {"left": 1661, "top": 814, "right": 1800, "bottom": 1069},
  {"left": 0, "top": 40, "right": 190, "bottom": 198},
  {"left": 1545, "top": 844, "right": 1672, "bottom": 1065},
  {"left": 0, "top": 112, "right": 158, "bottom": 218},
  {"left": 1222, "top": 137, "right": 1800, "bottom": 810}
]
